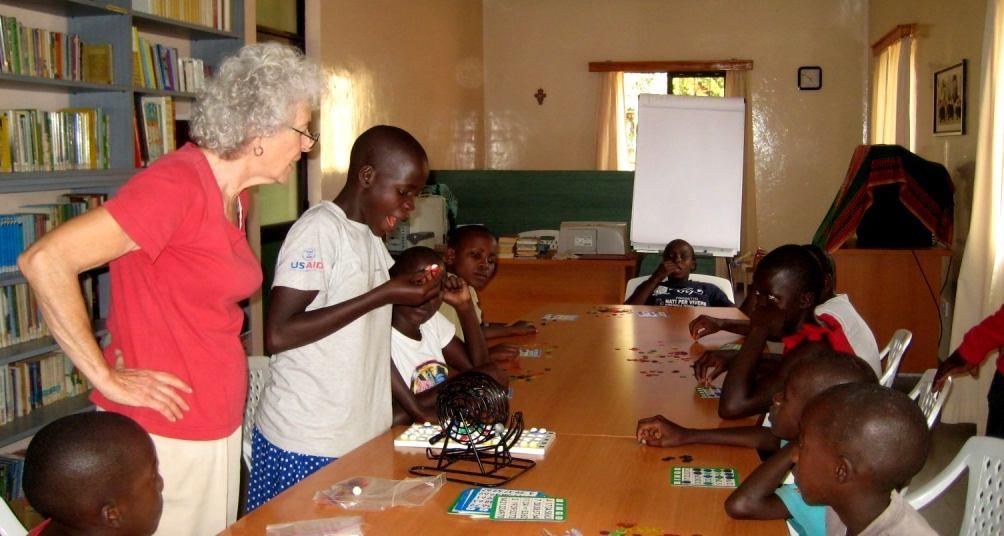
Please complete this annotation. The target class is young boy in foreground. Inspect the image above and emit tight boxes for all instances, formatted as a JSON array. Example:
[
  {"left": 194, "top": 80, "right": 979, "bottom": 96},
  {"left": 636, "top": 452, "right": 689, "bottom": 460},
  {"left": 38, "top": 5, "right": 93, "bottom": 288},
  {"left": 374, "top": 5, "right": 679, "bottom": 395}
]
[
  {"left": 390, "top": 246, "right": 506, "bottom": 424},
  {"left": 796, "top": 383, "right": 935, "bottom": 535},
  {"left": 23, "top": 412, "right": 163, "bottom": 536},
  {"left": 638, "top": 348, "right": 876, "bottom": 536},
  {"left": 625, "top": 238, "right": 733, "bottom": 307},
  {"left": 439, "top": 225, "right": 536, "bottom": 360}
]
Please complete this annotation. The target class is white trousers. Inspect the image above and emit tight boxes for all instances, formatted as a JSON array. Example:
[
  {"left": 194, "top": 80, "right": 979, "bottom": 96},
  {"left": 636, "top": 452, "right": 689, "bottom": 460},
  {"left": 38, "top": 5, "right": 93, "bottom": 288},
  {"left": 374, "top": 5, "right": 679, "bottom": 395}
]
[{"left": 150, "top": 427, "right": 241, "bottom": 536}]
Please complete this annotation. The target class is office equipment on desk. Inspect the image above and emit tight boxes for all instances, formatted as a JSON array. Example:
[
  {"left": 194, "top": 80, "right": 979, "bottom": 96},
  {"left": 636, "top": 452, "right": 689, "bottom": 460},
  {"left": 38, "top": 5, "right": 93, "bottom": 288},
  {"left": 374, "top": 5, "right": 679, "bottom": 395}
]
[
  {"left": 556, "top": 221, "right": 628, "bottom": 256},
  {"left": 631, "top": 95, "right": 745, "bottom": 257},
  {"left": 386, "top": 194, "right": 448, "bottom": 252}
]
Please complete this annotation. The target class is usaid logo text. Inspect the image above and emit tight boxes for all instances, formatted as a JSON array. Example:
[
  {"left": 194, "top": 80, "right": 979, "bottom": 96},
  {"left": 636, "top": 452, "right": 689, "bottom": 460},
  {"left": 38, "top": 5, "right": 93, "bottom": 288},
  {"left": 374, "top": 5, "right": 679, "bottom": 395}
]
[{"left": 291, "top": 248, "right": 323, "bottom": 271}]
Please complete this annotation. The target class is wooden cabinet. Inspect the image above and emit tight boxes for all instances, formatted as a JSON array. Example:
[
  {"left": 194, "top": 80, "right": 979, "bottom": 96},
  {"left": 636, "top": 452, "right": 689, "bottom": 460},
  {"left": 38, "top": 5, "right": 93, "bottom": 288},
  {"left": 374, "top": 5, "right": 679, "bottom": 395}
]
[
  {"left": 477, "top": 255, "right": 640, "bottom": 323},
  {"left": 831, "top": 248, "right": 952, "bottom": 373}
]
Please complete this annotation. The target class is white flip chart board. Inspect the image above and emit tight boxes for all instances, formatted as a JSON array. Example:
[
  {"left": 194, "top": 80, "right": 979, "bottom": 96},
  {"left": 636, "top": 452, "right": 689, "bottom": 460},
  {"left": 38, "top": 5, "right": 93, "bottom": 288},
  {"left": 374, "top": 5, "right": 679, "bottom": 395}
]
[{"left": 630, "top": 94, "right": 745, "bottom": 256}]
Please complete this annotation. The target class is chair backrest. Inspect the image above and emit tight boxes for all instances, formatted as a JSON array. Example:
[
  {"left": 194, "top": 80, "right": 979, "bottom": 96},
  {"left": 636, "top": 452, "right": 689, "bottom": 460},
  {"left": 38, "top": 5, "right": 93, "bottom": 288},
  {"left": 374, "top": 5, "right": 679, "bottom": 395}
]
[
  {"left": 242, "top": 355, "right": 273, "bottom": 469},
  {"left": 906, "top": 436, "right": 1004, "bottom": 535},
  {"left": 624, "top": 274, "right": 735, "bottom": 303},
  {"left": 689, "top": 273, "right": 736, "bottom": 303},
  {"left": 0, "top": 497, "right": 26, "bottom": 536},
  {"left": 624, "top": 275, "right": 648, "bottom": 300},
  {"left": 908, "top": 368, "right": 952, "bottom": 429},
  {"left": 878, "top": 329, "right": 912, "bottom": 387}
]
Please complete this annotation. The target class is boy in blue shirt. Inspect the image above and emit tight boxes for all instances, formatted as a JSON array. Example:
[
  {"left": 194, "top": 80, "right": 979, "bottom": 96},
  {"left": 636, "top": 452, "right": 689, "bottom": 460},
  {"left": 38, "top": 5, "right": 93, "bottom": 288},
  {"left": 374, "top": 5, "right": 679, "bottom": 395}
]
[
  {"left": 637, "top": 346, "right": 877, "bottom": 536},
  {"left": 625, "top": 239, "right": 733, "bottom": 307}
]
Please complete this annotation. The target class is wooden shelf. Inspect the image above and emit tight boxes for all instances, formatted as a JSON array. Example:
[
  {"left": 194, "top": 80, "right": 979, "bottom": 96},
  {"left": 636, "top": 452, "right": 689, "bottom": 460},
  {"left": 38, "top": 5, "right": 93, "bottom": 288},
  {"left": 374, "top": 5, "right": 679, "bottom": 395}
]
[
  {"left": 0, "top": 73, "right": 131, "bottom": 93},
  {"left": 0, "top": 0, "right": 126, "bottom": 18},
  {"left": 132, "top": 10, "right": 240, "bottom": 39},
  {"left": 0, "top": 169, "right": 133, "bottom": 193},
  {"left": 0, "top": 320, "right": 106, "bottom": 368},
  {"left": 0, "top": 272, "right": 26, "bottom": 287},
  {"left": 0, "top": 393, "right": 94, "bottom": 447},
  {"left": 133, "top": 86, "right": 198, "bottom": 99}
]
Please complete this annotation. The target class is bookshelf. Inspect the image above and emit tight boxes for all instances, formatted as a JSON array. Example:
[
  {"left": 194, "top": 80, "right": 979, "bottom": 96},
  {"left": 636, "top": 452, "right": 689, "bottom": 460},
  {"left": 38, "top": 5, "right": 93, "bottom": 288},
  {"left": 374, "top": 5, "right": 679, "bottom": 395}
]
[{"left": 0, "top": 0, "right": 248, "bottom": 452}]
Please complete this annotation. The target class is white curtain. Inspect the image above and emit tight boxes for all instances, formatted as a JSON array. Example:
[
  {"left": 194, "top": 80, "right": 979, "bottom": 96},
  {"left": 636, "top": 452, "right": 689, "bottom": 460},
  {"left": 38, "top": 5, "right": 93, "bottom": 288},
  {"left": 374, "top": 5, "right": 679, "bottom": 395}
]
[
  {"left": 725, "top": 71, "right": 759, "bottom": 258},
  {"left": 871, "top": 36, "right": 914, "bottom": 149},
  {"left": 596, "top": 71, "right": 629, "bottom": 170},
  {"left": 942, "top": 0, "right": 1004, "bottom": 431}
]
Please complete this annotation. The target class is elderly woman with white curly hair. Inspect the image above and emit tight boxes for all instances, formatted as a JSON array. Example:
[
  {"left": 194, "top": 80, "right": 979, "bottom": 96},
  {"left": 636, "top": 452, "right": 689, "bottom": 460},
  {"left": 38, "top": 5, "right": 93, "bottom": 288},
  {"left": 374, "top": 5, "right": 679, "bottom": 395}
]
[{"left": 18, "top": 42, "right": 324, "bottom": 534}]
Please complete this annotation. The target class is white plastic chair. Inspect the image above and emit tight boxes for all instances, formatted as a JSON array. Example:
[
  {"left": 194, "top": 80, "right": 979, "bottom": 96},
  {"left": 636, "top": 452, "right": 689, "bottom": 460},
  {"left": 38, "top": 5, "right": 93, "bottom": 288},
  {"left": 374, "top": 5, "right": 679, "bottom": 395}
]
[
  {"left": 908, "top": 368, "right": 952, "bottom": 429},
  {"left": 905, "top": 436, "right": 1004, "bottom": 535},
  {"left": 624, "top": 273, "right": 735, "bottom": 303},
  {"left": 242, "top": 355, "right": 273, "bottom": 470},
  {"left": 878, "top": 329, "right": 912, "bottom": 387},
  {"left": 0, "top": 497, "right": 26, "bottom": 536}
]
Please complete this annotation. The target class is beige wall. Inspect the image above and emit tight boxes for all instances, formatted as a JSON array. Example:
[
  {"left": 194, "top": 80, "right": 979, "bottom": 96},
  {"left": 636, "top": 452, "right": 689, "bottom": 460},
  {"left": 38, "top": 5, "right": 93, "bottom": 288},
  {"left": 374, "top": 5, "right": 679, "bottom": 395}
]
[
  {"left": 308, "top": 0, "right": 484, "bottom": 201},
  {"left": 869, "top": 0, "right": 986, "bottom": 251},
  {"left": 482, "top": 0, "right": 869, "bottom": 249}
]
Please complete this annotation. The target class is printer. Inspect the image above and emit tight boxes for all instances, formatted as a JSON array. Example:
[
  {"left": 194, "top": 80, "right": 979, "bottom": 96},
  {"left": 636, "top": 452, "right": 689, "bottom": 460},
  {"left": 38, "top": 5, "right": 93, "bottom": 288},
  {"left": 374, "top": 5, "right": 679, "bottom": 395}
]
[{"left": 557, "top": 221, "right": 629, "bottom": 256}]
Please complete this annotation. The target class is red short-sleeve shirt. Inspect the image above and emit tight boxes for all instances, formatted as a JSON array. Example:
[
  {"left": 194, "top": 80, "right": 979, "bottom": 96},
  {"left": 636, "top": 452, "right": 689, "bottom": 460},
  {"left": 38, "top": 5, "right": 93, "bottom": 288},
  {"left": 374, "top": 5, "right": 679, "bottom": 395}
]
[
  {"left": 958, "top": 303, "right": 1004, "bottom": 375},
  {"left": 95, "top": 143, "right": 262, "bottom": 440}
]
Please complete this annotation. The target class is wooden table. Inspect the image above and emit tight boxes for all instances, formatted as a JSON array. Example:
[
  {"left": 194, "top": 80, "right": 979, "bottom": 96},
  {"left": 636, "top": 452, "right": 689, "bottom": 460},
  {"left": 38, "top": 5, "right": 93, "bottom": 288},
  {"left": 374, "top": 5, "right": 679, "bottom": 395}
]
[
  {"left": 221, "top": 305, "right": 785, "bottom": 535},
  {"left": 831, "top": 248, "right": 952, "bottom": 372},
  {"left": 502, "top": 304, "right": 751, "bottom": 434},
  {"left": 478, "top": 256, "right": 640, "bottom": 324}
]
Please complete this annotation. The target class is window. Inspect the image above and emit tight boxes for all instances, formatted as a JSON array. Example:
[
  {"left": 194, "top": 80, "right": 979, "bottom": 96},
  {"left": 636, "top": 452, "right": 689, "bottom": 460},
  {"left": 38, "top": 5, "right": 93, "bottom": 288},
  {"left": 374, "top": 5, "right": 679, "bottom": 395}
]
[{"left": 622, "top": 71, "right": 725, "bottom": 167}]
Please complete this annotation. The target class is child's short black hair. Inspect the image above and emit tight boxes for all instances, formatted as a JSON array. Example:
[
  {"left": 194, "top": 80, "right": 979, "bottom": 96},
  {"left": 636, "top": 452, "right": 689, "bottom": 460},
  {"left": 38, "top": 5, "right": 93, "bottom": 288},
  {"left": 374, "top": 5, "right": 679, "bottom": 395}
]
[
  {"left": 24, "top": 412, "right": 154, "bottom": 524},
  {"left": 802, "top": 244, "right": 834, "bottom": 279},
  {"left": 789, "top": 346, "right": 878, "bottom": 395},
  {"left": 390, "top": 246, "right": 442, "bottom": 277},
  {"left": 756, "top": 244, "right": 824, "bottom": 298},
  {"left": 346, "top": 125, "right": 428, "bottom": 182},
  {"left": 447, "top": 225, "right": 495, "bottom": 251},
  {"left": 807, "top": 383, "right": 930, "bottom": 490},
  {"left": 662, "top": 239, "right": 696, "bottom": 259}
]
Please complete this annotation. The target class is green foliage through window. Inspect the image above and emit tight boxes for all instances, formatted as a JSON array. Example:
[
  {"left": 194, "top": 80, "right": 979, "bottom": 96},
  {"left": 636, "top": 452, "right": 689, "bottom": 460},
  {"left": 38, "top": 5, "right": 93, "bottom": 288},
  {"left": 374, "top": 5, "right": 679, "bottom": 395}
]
[{"left": 622, "top": 71, "right": 726, "bottom": 168}]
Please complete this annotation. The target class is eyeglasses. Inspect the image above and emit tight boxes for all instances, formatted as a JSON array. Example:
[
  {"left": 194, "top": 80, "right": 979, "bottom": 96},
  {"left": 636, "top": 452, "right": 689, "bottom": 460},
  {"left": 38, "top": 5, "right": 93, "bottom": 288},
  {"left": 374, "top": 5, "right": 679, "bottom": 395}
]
[{"left": 290, "top": 126, "right": 319, "bottom": 149}]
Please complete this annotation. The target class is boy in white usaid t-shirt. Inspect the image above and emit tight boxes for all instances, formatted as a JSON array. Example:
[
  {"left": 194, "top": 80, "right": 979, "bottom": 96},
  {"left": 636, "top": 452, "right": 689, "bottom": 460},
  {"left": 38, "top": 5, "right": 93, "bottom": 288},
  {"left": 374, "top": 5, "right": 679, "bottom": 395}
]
[
  {"left": 248, "top": 126, "right": 440, "bottom": 512},
  {"left": 389, "top": 247, "right": 508, "bottom": 424}
]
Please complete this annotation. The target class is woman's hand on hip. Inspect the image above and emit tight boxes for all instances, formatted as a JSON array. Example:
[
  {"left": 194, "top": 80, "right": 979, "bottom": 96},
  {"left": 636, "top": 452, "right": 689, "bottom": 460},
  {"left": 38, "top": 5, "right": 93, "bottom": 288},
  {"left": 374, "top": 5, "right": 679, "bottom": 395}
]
[{"left": 98, "top": 350, "right": 194, "bottom": 422}]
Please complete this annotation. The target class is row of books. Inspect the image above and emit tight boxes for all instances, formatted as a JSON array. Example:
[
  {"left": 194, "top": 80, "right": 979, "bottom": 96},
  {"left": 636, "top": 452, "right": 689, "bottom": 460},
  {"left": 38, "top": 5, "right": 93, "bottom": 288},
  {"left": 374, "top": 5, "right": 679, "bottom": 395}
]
[
  {"left": 133, "top": 0, "right": 233, "bottom": 32},
  {"left": 132, "top": 28, "right": 209, "bottom": 93},
  {"left": 0, "top": 283, "right": 45, "bottom": 350},
  {"left": 0, "top": 351, "right": 91, "bottom": 426},
  {"left": 515, "top": 236, "right": 543, "bottom": 257},
  {"left": 0, "top": 194, "right": 107, "bottom": 273},
  {"left": 0, "top": 108, "right": 111, "bottom": 173},
  {"left": 1, "top": 273, "right": 104, "bottom": 351},
  {"left": 0, "top": 451, "right": 24, "bottom": 502},
  {"left": 0, "top": 15, "right": 113, "bottom": 84},
  {"left": 134, "top": 96, "right": 178, "bottom": 167}
]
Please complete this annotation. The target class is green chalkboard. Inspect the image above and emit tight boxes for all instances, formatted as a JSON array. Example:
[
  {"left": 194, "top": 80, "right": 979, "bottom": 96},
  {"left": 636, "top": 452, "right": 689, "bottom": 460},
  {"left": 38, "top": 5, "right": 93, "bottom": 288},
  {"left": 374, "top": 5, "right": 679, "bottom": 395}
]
[{"left": 430, "top": 170, "right": 634, "bottom": 236}]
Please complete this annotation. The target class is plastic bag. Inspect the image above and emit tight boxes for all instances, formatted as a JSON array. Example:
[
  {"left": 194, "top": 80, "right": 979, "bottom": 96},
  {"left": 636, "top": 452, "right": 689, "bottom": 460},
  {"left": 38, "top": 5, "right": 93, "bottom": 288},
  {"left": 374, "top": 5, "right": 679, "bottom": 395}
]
[
  {"left": 313, "top": 474, "right": 445, "bottom": 511},
  {"left": 265, "top": 515, "right": 364, "bottom": 536}
]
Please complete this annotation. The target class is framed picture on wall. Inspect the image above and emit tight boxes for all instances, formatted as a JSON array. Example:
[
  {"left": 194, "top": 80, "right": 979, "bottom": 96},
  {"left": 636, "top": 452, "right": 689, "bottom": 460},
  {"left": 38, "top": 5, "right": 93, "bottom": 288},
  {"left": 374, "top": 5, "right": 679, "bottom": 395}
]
[{"left": 934, "top": 60, "right": 966, "bottom": 135}]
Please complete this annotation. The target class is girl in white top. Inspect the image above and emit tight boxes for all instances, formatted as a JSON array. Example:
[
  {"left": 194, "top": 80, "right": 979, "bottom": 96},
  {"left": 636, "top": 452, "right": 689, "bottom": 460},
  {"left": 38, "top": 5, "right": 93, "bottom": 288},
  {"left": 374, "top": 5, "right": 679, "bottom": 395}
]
[{"left": 389, "top": 247, "right": 508, "bottom": 424}]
